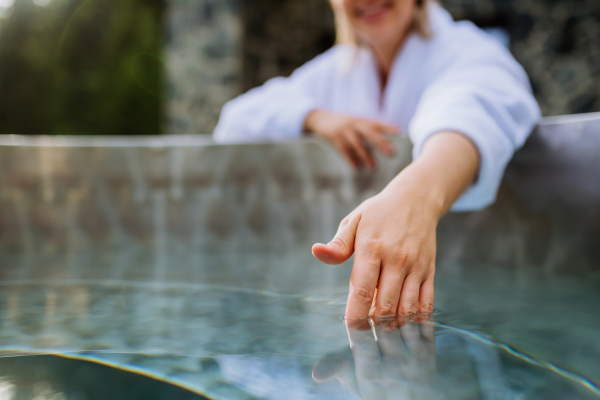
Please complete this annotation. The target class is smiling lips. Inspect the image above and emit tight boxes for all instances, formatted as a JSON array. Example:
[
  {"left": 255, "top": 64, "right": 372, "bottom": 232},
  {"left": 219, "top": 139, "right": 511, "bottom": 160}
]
[{"left": 355, "top": 0, "right": 393, "bottom": 22}]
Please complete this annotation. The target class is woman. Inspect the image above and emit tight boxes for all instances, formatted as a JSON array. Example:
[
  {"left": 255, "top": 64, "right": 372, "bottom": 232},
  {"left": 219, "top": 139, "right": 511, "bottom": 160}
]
[{"left": 214, "top": 0, "right": 540, "bottom": 320}]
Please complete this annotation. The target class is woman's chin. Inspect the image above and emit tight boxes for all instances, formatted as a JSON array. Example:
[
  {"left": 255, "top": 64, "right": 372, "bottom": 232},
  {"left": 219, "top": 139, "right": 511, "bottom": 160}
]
[
  {"left": 363, "top": 31, "right": 401, "bottom": 48},
  {"left": 356, "top": 20, "right": 402, "bottom": 44}
]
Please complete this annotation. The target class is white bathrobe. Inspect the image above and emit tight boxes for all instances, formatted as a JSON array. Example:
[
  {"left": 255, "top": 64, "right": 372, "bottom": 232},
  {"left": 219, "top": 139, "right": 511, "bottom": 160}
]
[{"left": 214, "top": 4, "right": 541, "bottom": 211}]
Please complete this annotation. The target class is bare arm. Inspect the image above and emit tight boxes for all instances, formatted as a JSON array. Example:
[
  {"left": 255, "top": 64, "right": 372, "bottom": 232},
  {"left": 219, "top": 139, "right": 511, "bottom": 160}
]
[
  {"left": 312, "top": 131, "right": 479, "bottom": 319},
  {"left": 410, "top": 131, "right": 480, "bottom": 217}
]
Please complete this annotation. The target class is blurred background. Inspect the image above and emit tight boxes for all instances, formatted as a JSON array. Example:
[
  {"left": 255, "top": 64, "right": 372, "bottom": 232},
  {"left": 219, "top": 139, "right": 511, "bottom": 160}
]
[{"left": 0, "top": 0, "right": 598, "bottom": 137}]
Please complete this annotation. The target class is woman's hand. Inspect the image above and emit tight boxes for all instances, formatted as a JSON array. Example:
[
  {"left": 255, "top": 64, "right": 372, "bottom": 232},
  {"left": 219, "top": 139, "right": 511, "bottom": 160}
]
[
  {"left": 312, "top": 132, "right": 480, "bottom": 319},
  {"left": 313, "top": 164, "right": 440, "bottom": 318},
  {"left": 304, "top": 109, "right": 399, "bottom": 169}
]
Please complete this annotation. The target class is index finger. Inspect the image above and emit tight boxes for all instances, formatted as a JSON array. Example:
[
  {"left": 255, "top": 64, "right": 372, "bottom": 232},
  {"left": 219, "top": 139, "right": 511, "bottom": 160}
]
[{"left": 345, "top": 248, "right": 381, "bottom": 319}]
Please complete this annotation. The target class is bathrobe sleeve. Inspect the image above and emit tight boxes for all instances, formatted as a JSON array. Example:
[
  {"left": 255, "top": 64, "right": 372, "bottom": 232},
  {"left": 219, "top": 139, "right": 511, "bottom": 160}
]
[
  {"left": 213, "top": 48, "right": 341, "bottom": 143},
  {"left": 408, "top": 33, "right": 541, "bottom": 211}
]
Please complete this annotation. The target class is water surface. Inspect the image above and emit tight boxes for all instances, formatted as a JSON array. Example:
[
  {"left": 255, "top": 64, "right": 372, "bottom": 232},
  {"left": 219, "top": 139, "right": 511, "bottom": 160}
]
[{"left": 0, "top": 252, "right": 599, "bottom": 399}]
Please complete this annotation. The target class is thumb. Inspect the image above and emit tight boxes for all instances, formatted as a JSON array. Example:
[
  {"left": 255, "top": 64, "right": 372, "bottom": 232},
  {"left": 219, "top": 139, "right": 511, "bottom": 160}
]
[{"left": 312, "top": 214, "right": 359, "bottom": 265}]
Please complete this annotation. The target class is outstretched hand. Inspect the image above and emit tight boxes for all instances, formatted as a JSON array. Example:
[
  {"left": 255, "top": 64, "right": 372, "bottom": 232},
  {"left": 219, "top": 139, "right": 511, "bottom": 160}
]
[
  {"left": 312, "top": 131, "right": 480, "bottom": 319},
  {"left": 312, "top": 162, "right": 438, "bottom": 319}
]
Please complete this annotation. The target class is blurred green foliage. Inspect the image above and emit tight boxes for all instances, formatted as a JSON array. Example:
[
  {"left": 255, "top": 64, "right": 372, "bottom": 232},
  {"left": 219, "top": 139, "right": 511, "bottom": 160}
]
[{"left": 0, "top": 0, "right": 165, "bottom": 136}]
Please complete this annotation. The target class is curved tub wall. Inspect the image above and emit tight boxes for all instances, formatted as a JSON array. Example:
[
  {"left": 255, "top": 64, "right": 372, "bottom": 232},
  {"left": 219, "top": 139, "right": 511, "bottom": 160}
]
[
  {"left": 0, "top": 135, "right": 413, "bottom": 293},
  {"left": 0, "top": 115, "right": 598, "bottom": 284},
  {"left": 438, "top": 113, "right": 600, "bottom": 273}
]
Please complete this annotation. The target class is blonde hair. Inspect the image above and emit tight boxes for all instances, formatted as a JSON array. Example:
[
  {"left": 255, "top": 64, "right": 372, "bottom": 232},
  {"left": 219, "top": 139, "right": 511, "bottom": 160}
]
[{"left": 330, "top": 0, "right": 432, "bottom": 45}]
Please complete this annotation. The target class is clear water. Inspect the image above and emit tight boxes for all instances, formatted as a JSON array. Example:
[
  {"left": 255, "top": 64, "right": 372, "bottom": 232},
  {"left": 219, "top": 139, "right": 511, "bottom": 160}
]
[{"left": 0, "top": 250, "right": 599, "bottom": 399}]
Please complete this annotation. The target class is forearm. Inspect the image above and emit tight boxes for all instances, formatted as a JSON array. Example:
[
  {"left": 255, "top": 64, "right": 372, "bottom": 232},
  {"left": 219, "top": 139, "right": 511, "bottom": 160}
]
[{"left": 385, "top": 131, "right": 480, "bottom": 219}]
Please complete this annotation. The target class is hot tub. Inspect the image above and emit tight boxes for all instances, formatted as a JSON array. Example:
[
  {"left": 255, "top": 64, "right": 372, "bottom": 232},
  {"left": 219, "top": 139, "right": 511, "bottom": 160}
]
[{"left": 0, "top": 114, "right": 599, "bottom": 399}]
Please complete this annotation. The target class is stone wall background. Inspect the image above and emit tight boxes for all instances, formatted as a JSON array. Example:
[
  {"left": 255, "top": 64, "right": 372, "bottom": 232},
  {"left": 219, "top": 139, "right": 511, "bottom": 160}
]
[
  {"left": 164, "top": 0, "right": 336, "bottom": 134},
  {"left": 443, "top": 0, "right": 600, "bottom": 116},
  {"left": 165, "top": 0, "right": 241, "bottom": 135},
  {"left": 174, "top": 0, "right": 599, "bottom": 133},
  {"left": 240, "top": 0, "right": 335, "bottom": 92}
]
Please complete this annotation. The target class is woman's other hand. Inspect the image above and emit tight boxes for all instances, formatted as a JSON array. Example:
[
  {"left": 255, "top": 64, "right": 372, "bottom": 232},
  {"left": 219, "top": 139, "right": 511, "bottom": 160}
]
[
  {"left": 312, "top": 132, "right": 480, "bottom": 319},
  {"left": 304, "top": 109, "right": 399, "bottom": 169}
]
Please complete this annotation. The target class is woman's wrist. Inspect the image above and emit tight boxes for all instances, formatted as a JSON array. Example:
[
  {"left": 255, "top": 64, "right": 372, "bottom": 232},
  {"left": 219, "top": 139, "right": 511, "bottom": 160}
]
[
  {"left": 303, "top": 109, "right": 325, "bottom": 134},
  {"left": 384, "top": 131, "right": 480, "bottom": 220},
  {"left": 384, "top": 161, "right": 448, "bottom": 222}
]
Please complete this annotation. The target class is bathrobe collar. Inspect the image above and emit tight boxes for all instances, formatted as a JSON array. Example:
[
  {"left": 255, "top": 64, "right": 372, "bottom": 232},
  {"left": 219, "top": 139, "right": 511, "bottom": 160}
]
[{"left": 339, "top": 29, "right": 432, "bottom": 131}]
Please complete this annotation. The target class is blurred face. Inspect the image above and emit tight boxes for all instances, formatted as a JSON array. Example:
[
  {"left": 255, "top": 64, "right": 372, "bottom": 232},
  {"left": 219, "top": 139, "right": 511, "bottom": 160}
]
[{"left": 341, "top": 0, "right": 416, "bottom": 47}]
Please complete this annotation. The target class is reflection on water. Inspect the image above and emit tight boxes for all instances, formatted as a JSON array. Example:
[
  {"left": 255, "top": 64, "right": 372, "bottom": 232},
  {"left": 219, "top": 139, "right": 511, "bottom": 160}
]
[
  {"left": 313, "top": 317, "right": 441, "bottom": 400},
  {"left": 316, "top": 316, "right": 600, "bottom": 400},
  {"left": 1, "top": 276, "right": 599, "bottom": 399},
  {"left": 0, "top": 355, "right": 209, "bottom": 400},
  {"left": 0, "top": 279, "right": 348, "bottom": 358}
]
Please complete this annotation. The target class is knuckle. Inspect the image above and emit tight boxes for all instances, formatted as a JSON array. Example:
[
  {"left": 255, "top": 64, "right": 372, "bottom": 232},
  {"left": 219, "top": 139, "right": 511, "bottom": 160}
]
[
  {"left": 338, "top": 216, "right": 351, "bottom": 229},
  {"left": 375, "top": 302, "right": 397, "bottom": 316},
  {"left": 414, "top": 260, "right": 435, "bottom": 277},
  {"left": 391, "top": 249, "right": 411, "bottom": 266},
  {"left": 362, "top": 239, "right": 384, "bottom": 255},
  {"left": 399, "top": 301, "right": 418, "bottom": 316},
  {"left": 412, "top": 259, "right": 428, "bottom": 274},
  {"left": 419, "top": 303, "right": 435, "bottom": 313},
  {"left": 329, "top": 237, "right": 347, "bottom": 251},
  {"left": 351, "top": 285, "right": 374, "bottom": 304}
]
